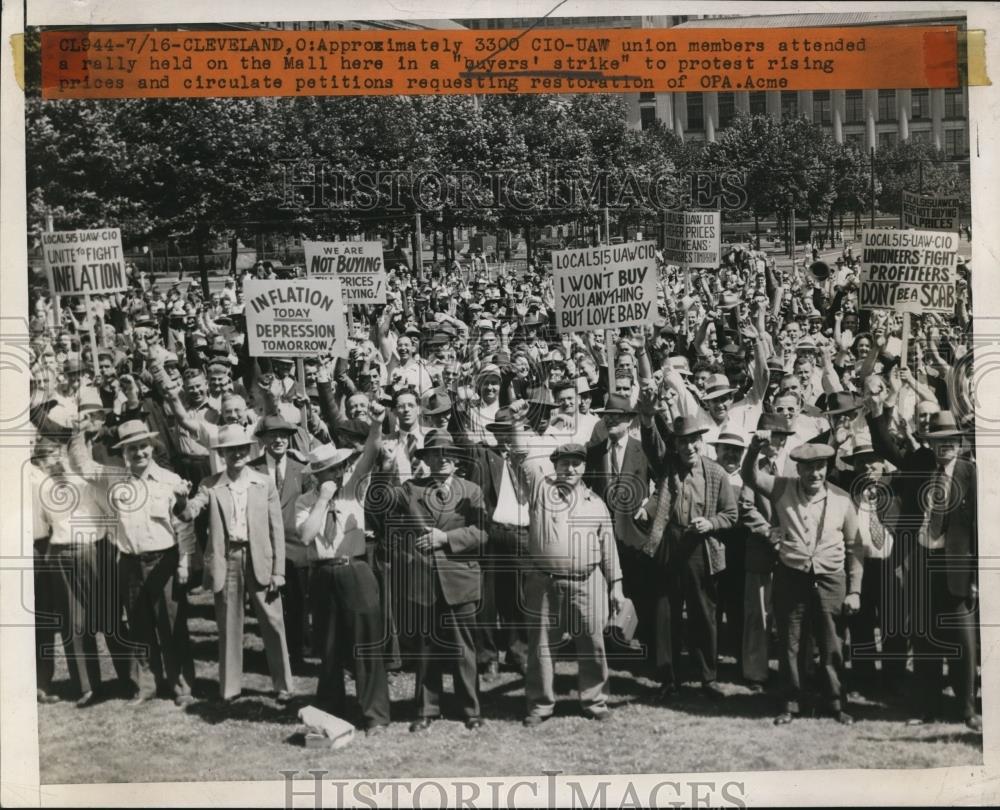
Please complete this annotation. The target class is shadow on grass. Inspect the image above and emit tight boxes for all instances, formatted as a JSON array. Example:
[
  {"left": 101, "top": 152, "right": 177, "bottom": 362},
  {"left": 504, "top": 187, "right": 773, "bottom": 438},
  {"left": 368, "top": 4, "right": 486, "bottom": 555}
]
[
  {"left": 183, "top": 690, "right": 303, "bottom": 725},
  {"left": 860, "top": 731, "right": 983, "bottom": 747}
]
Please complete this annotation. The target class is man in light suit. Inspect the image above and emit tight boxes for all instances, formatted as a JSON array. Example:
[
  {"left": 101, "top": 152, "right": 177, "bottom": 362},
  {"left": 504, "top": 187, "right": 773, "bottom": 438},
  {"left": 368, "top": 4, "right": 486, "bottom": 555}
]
[
  {"left": 183, "top": 424, "right": 295, "bottom": 703},
  {"left": 370, "top": 429, "right": 488, "bottom": 731},
  {"left": 584, "top": 393, "right": 655, "bottom": 665},
  {"left": 249, "top": 415, "right": 312, "bottom": 672}
]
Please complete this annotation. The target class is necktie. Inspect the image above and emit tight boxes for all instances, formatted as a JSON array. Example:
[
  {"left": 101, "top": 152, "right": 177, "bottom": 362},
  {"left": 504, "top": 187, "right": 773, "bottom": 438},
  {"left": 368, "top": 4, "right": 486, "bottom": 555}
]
[
  {"left": 928, "top": 466, "right": 948, "bottom": 539},
  {"left": 274, "top": 459, "right": 283, "bottom": 494},
  {"left": 611, "top": 443, "right": 621, "bottom": 477},
  {"left": 867, "top": 489, "right": 885, "bottom": 551},
  {"left": 405, "top": 432, "right": 418, "bottom": 465}
]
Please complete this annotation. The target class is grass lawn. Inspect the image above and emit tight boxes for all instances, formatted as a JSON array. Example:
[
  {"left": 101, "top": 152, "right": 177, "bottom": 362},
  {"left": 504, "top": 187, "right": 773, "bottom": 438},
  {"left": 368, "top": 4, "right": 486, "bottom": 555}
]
[{"left": 38, "top": 588, "right": 982, "bottom": 785}]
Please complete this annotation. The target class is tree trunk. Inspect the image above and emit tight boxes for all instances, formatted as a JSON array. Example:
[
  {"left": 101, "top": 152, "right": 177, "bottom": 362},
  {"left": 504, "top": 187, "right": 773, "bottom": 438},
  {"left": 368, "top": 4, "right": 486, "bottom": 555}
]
[
  {"left": 754, "top": 212, "right": 760, "bottom": 240},
  {"left": 432, "top": 229, "right": 438, "bottom": 262},
  {"left": 229, "top": 235, "right": 238, "bottom": 277},
  {"left": 197, "top": 238, "right": 210, "bottom": 298}
]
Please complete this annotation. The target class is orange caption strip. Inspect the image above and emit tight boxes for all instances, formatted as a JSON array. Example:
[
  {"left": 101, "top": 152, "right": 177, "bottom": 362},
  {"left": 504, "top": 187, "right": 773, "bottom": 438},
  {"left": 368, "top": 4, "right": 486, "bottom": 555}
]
[{"left": 41, "top": 26, "right": 958, "bottom": 99}]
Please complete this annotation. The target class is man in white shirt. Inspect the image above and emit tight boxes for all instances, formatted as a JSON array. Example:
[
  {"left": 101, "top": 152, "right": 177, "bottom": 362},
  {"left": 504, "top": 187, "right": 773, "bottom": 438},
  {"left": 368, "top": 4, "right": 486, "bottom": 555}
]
[
  {"left": 183, "top": 424, "right": 294, "bottom": 704},
  {"left": 295, "top": 410, "right": 389, "bottom": 735},
  {"left": 545, "top": 381, "right": 601, "bottom": 447}
]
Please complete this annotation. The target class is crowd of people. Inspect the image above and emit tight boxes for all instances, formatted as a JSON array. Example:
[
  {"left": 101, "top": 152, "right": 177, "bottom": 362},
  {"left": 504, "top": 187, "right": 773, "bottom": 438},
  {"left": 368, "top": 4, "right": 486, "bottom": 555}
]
[{"left": 27, "top": 238, "right": 982, "bottom": 735}]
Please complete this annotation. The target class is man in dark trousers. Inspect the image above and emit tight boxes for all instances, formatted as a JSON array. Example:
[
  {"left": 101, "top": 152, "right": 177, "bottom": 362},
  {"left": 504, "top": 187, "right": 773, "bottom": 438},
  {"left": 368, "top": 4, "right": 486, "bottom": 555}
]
[
  {"left": 466, "top": 407, "right": 530, "bottom": 678},
  {"left": 868, "top": 407, "right": 980, "bottom": 731},
  {"left": 249, "top": 415, "right": 312, "bottom": 672},
  {"left": 372, "top": 429, "right": 488, "bottom": 731},
  {"left": 585, "top": 393, "right": 655, "bottom": 668},
  {"left": 638, "top": 408, "right": 739, "bottom": 701}
]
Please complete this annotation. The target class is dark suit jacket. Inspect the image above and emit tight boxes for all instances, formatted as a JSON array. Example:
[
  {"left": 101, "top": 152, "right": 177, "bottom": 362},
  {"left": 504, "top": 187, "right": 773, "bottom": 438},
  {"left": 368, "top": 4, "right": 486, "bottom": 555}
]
[
  {"left": 867, "top": 408, "right": 977, "bottom": 598},
  {"left": 376, "top": 475, "right": 487, "bottom": 606},
  {"left": 585, "top": 435, "right": 652, "bottom": 550},
  {"left": 249, "top": 453, "right": 312, "bottom": 566},
  {"left": 466, "top": 444, "right": 504, "bottom": 512}
]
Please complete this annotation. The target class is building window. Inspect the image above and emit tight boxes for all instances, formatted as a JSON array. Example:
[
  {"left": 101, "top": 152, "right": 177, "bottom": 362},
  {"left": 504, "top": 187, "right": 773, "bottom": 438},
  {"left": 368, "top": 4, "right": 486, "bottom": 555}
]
[
  {"left": 749, "top": 91, "right": 767, "bottom": 115},
  {"left": 718, "top": 92, "right": 736, "bottom": 129},
  {"left": 845, "top": 132, "right": 864, "bottom": 148},
  {"left": 945, "top": 127, "right": 968, "bottom": 157},
  {"left": 910, "top": 129, "right": 931, "bottom": 144},
  {"left": 845, "top": 90, "right": 864, "bottom": 124},
  {"left": 812, "top": 90, "right": 832, "bottom": 125},
  {"left": 878, "top": 90, "right": 897, "bottom": 122},
  {"left": 687, "top": 93, "right": 704, "bottom": 131},
  {"left": 781, "top": 91, "right": 798, "bottom": 118},
  {"left": 878, "top": 131, "right": 897, "bottom": 150},
  {"left": 639, "top": 92, "right": 655, "bottom": 103},
  {"left": 640, "top": 106, "right": 657, "bottom": 131},
  {"left": 944, "top": 88, "right": 965, "bottom": 119},
  {"left": 911, "top": 89, "right": 930, "bottom": 120}
]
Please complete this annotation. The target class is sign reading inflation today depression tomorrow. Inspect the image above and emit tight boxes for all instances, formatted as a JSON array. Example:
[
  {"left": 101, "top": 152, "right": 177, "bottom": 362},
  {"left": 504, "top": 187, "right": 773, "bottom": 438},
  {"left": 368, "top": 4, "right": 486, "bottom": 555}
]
[
  {"left": 859, "top": 228, "right": 958, "bottom": 314},
  {"left": 552, "top": 241, "right": 658, "bottom": 333},
  {"left": 303, "top": 240, "right": 387, "bottom": 304},
  {"left": 245, "top": 278, "right": 348, "bottom": 358},
  {"left": 42, "top": 228, "right": 127, "bottom": 295}
]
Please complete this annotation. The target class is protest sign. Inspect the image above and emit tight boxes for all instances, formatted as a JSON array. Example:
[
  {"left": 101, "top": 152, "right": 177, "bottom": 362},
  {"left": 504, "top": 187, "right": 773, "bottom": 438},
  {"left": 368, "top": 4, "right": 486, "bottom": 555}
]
[
  {"left": 303, "top": 240, "right": 386, "bottom": 304},
  {"left": 859, "top": 228, "right": 958, "bottom": 314},
  {"left": 901, "top": 191, "right": 961, "bottom": 231},
  {"left": 42, "top": 228, "right": 127, "bottom": 295},
  {"left": 552, "top": 241, "right": 657, "bottom": 333},
  {"left": 244, "top": 278, "right": 348, "bottom": 358},
  {"left": 662, "top": 211, "right": 721, "bottom": 269}
]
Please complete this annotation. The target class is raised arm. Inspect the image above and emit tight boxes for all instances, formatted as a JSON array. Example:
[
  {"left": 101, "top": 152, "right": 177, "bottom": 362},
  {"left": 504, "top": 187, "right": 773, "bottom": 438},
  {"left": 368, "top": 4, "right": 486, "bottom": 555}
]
[{"left": 740, "top": 433, "right": 776, "bottom": 500}]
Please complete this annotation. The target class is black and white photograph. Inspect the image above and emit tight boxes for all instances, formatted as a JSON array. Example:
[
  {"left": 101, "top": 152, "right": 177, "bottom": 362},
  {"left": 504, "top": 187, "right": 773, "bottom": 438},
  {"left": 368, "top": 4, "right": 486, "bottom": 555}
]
[{"left": 1, "top": 1, "right": 998, "bottom": 805}]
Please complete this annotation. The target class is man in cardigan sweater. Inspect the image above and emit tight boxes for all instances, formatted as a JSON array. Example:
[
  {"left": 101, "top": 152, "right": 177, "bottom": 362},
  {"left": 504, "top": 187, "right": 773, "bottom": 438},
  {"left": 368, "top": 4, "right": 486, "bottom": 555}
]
[{"left": 638, "top": 407, "right": 738, "bottom": 701}]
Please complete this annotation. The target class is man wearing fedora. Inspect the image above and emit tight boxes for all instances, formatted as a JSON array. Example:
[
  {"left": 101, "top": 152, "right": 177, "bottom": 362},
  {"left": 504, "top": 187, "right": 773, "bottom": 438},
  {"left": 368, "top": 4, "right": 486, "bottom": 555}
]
[
  {"left": 638, "top": 411, "right": 738, "bottom": 701},
  {"left": 73, "top": 419, "right": 197, "bottom": 706},
  {"left": 742, "top": 439, "right": 864, "bottom": 725},
  {"left": 249, "top": 415, "right": 313, "bottom": 672},
  {"left": 837, "top": 435, "right": 908, "bottom": 696},
  {"left": 585, "top": 392, "right": 655, "bottom": 663},
  {"left": 372, "top": 429, "right": 488, "bottom": 731},
  {"left": 466, "top": 407, "right": 531, "bottom": 679},
  {"left": 295, "top": 410, "right": 389, "bottom": 734},
  {"left": 183, "top": 424, "right": 295, "bottom": 703},
  {"left": 867, "top": 406, "right": 980, "bottom": 731}
]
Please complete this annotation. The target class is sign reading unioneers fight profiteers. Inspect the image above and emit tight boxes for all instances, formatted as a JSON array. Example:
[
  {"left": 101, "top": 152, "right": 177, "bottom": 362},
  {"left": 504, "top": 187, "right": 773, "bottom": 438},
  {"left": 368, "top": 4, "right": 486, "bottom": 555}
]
[
  {"left": 553, "top": 241, "right": 658, "bottom": 333},
  {"left": 303, "top": 240, "right": 386, "bottom": 304},
  {"left": 245, "top": 278, "right": 348, "bottom": 358},
  {"left": 859, "top": 228, "right": 958, "bottom": 314},
  {"left": 42, "top": 228, "right": 127, "bottom": 295}
]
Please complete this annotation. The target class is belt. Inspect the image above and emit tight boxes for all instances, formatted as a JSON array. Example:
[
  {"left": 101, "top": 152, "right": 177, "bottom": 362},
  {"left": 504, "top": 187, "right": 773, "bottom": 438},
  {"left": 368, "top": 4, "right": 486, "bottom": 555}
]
[
  {"left": 121, "top": 547, "right": 176, "bottom": 560},
  {"left": 542, "top": 567, "right": 596, "bottom": 581},
  {"left": 313, "top": 555, "right": 366, "bottom": 568},
  {"left": 492, "top": 522, "right": 529, "bottom": 531}
]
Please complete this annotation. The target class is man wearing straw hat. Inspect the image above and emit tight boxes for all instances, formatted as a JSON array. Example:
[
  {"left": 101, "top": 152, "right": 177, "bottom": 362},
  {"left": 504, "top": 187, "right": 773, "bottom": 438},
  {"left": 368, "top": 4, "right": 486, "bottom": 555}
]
[
  {"left": 295, "top": 408, "right": 388, "bottom": 735},
  {"left": 75, "top": 419, "right": 197, "bottom": 706},
  {"left": 183, "top": 424, "right": 295, "bottom": 704}
]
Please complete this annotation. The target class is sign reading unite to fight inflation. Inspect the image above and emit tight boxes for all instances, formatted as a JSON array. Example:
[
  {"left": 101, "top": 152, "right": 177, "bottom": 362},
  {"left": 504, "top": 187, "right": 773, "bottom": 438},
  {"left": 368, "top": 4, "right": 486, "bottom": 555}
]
[
  {"left": 859, "top": 228, "right": 958, "bottom": 314},
  {"left": 553, "top": 241, "right": 658, "bottom": 333},
  {"left": 662, "top": 211, "right": 721, "bottom": 268},
  {"left": 245, "top": 278, "right": 348, "bottom": 358},
  {"left": 43, "top": 228, "right": 127, "bottom": 295},
  {"left": 303, "top": 240, "right": 386, "bottom": 304}
]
